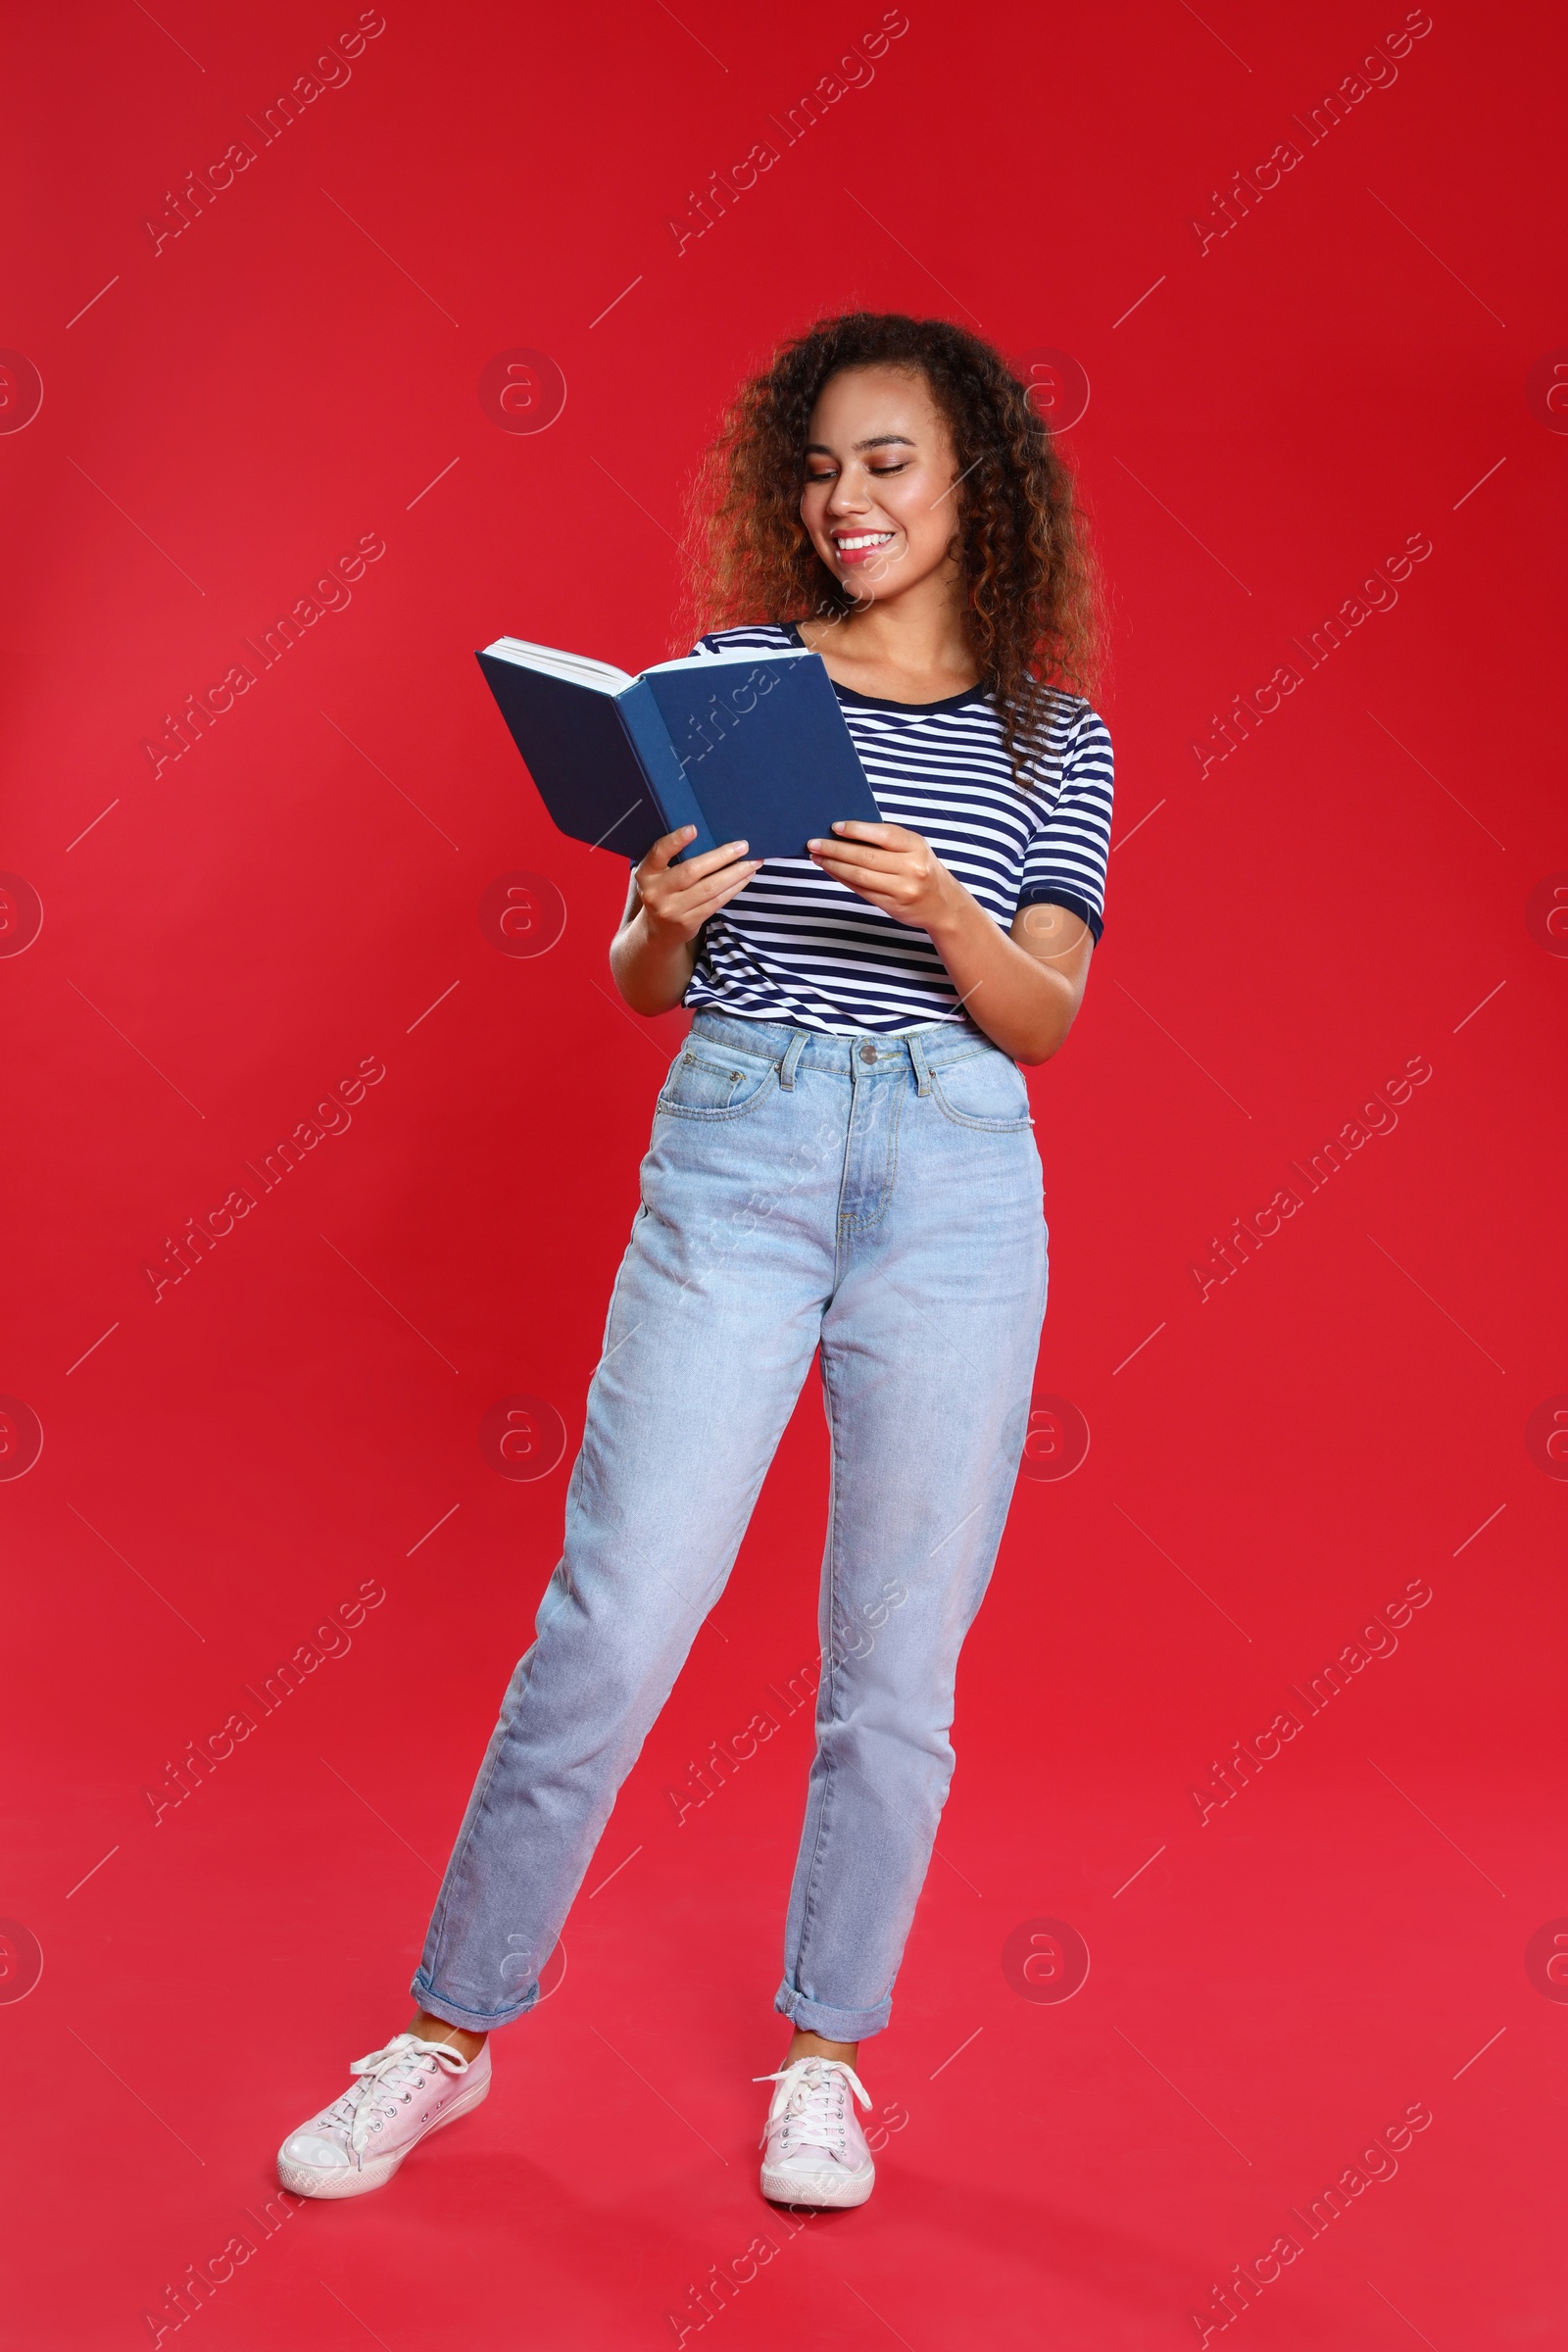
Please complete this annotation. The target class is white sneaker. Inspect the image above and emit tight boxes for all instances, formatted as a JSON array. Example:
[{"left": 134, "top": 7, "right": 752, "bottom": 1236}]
[
  {"left": 756, "top": 2056, "right": 875, "bottom": 2207},
  {"left": 277, "top": 2033, "right": 491, "bottom": 2199}
]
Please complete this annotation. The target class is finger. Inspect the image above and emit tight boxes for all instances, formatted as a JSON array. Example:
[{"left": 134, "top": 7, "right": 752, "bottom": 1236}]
[
  {"left": 808, "top": 842, "right": 909, "bottom": 873},
  {"left": 689, "top": 858, "right": 762, "bottom": 901},
  {"left": 809, "top": 851, "right": 918, "bottom": 887},
  {"left": 704, "top": 870, "right": 762, "bottom": 911},
  {"left": 659, "top": 836, "right": 753, "bottom": 887},
  {"left": 824, "top": 820, "right": 906, "bottom": 846},
  {"left": 638, "top": 824, "right": 699, "bottom": 874},
  {"left": 664, "top": 860, "right": 762, "bottom": 917},
  {"left": 666, "top": 854, "right": 762, "bottom": 903}
]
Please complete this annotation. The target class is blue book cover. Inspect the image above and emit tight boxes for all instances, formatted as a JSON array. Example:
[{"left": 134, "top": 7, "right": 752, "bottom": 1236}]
[{"left": 475, "top": 638, "right": 881, "bottom": 863}]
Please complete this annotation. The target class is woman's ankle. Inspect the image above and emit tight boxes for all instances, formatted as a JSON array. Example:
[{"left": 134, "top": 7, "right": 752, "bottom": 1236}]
[
  {"left": 408, "top": 2010, "right": 487, "bottom": 2062},
  {"left": 783, "top": 2029, "right": 858, "bottom": 2068}
]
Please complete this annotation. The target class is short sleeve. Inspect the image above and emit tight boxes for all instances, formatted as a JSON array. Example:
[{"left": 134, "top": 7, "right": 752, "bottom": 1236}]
[{"left": 1015, "top": 702, "right": 1114, "bottom": 944}]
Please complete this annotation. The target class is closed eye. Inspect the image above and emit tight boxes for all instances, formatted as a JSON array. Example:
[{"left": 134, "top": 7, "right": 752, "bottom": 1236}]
[{"left": 804, "top": 463, "right": 910, "bottom": 482}]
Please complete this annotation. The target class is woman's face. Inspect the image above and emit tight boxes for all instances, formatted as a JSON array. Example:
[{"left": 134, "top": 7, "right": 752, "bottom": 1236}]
[{"left": 800, "top": 365, "right": 962, "bottom": 605}]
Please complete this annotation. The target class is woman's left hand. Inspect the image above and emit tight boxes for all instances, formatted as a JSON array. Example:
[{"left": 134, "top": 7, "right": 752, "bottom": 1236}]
[
  {"left": 806, "top": 821, "right": 962, "bottom": 932},
  {"left": 808, "top": 816, "right": 1095, "bottom": 1062}
]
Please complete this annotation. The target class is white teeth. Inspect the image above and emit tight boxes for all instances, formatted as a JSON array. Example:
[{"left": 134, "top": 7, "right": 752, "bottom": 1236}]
[{"left": 835, "top": 532, "right": 893, "bottom": 551}]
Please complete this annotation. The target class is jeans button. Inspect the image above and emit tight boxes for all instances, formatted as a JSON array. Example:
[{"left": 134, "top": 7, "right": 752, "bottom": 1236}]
[{"left": 860, "top": 1043, "right": 876, "bottom": 1063}]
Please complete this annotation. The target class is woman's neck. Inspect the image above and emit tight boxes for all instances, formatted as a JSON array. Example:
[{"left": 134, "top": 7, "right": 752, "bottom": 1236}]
[{"left": 799, "top": 576, "right": 980, "bottom": 703}]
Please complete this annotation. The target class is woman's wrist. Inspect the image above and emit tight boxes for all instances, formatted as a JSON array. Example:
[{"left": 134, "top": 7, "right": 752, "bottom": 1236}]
[
  {"left": 612, "top": 901, "right": 698, "bottom": 1013},
  {"left": 923, "top": 867, "right": 990, "bottom": 954}
]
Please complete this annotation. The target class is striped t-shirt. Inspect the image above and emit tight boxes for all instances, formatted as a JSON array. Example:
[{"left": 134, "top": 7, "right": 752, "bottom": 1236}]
[{"left": 680, "top": 621, "right": 1114, "bottom": 1036}]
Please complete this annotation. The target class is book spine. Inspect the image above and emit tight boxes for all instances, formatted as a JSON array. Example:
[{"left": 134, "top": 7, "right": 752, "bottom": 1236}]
[{"left": 615, "top": 681, "right": 717, "bottom": 861}]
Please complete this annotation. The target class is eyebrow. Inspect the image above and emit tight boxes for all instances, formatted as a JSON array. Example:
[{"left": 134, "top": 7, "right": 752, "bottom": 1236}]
[{"left": 804, "top": 434, "right": 918, "bottom": 456}]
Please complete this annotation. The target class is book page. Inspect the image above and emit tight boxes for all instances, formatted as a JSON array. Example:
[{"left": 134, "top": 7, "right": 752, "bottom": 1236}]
[
  {"left": 644, "top": 649, "right": 807, "bottom": 675},
  {"left": 483, "top": 636, "right": 632, "bottom": 692}
]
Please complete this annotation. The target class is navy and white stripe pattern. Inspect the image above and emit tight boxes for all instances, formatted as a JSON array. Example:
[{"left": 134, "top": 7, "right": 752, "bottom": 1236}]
[{"left": 681, "top": 622, "right": 1114, "bottom": 1037}]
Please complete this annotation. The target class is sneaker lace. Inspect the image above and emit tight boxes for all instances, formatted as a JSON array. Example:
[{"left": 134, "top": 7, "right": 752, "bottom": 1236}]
[
  {"left": 321, "top": 2034, "right": 472, "bottom": 2159},
  {"left": 754, "top": 2058, "right": 871, "bottom": 2160}
]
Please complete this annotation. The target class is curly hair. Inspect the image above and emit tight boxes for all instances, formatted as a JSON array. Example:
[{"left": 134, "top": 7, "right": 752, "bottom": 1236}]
[{"left": 677, "top": 311, "right": 1104, "bottom": 788}]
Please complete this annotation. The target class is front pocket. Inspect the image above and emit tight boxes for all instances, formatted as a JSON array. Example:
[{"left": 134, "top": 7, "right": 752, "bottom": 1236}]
[
  {"left": 930, "top": 1050, "right": 1034, "bottom": 1131},
  {"left": 656, "top": 1044, "right": 778, "bottom": 1121}
]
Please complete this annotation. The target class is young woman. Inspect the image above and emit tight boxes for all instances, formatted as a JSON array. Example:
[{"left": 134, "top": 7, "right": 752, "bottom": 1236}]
[{"left": 277, "top": 310, "right": 1111, "bottom": 2209}]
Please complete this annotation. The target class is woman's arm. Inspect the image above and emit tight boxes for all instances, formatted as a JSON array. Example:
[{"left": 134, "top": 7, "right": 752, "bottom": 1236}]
[
  {"left": 806, "top": 820, "right": 1095, "bottom": 1063},
  {"left": 609, "top": 825, "right": 760, "bottom": 1015}
]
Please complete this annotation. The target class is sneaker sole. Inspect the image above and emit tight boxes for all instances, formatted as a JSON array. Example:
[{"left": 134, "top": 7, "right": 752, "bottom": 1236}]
[
  {"left": 276, "top": 2073, "right": 491, "bottom": 2200},
  {"left": 760, "top": 2158, "right": 875, "bottom": 2209}
]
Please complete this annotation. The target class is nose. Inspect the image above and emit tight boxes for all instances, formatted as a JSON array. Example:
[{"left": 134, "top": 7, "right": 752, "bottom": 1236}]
[{"left": 825, "top": 468, "right": 869, "bottom": 516}]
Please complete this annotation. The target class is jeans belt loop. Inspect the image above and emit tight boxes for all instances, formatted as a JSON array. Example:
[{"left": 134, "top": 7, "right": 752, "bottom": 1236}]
[
  {"left": 906, "top": 1032, "right": 932, "bottom": 1096},
  {"left": 778, "top": 1030, "right": 808, "bottom": 1091}
]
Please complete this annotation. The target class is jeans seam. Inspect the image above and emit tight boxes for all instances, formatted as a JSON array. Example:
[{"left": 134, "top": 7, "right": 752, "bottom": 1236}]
[
  {"left": 837, "top": 1076, "right": 904, "bottom": 1237},
  {"left": 792, "top": 1345, "right": 847, "bottom": 1998},
  {"left": 417, "top": 1685, "right": 521, "bottom": 1997},
  {"left": 422, "top": 1435, "right": 591, "bottom": 1998}
]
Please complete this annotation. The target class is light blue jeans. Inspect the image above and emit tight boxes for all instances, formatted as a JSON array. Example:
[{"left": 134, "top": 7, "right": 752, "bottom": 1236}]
[{"left": 413, "top": 1008, "right": 1048, "bottom": 2041}]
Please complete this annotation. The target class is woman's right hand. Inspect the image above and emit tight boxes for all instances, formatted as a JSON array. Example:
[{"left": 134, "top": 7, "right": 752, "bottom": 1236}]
[{"left": 632, "top": 828, "right": 761, "bottom": 944}]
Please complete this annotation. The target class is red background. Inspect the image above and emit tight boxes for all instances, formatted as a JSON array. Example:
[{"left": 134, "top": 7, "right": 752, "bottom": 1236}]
[{"left": 3, "top": 1, "right": 1565, "bottom": 2344}]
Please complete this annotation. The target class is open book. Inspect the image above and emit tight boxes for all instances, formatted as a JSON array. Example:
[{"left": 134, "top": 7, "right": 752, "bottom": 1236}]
[{"left": 474, "top": 636, "right": 881, "bottom": 862}]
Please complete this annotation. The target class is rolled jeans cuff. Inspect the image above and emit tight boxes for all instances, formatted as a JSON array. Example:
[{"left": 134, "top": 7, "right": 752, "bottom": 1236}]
[
  {"left": 410, "top": 1970, "right": 537, "bottom": 2035},
  {"left": 773, "top": 1978, "right": 892, "bottom": 2042}
]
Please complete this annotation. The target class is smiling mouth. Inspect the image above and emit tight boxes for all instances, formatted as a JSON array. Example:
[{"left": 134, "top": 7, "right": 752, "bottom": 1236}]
[{"left": 833, "top": 530, "right": 895, "bottom": 560}]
